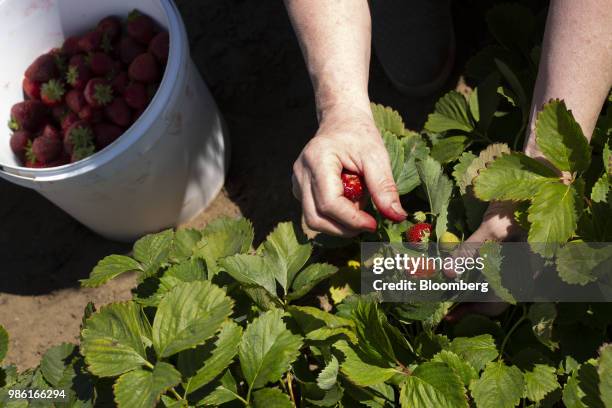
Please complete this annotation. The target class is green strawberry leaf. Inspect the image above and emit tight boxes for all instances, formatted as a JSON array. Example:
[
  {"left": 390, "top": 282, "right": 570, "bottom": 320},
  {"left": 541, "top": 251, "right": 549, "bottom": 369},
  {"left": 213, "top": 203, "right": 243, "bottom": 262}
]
[
  {"left": 239, "top": 309, "right": 302, "bottom": 390},
  {"left": 562, "top": 369, "right": 588, "bottom": 408},
  {"left": 152, "top": 281, "right": 233, "bottom": 358},
  {"left": 197, "top": 370, "right": 241, "bottom": 406},
  {"left": 527, "top": 182, "right": 579, "bottom": 256},
  {"left": 459, "top": 143, "right": 511, "bottom": 194},
  {"left": 479, "top": 242, "right": 516, "bottom": 304},
  {"left": 403, "top": 134, "right": 431, "bottom": 161},
  {"left": 351, "top": 299, "right": 397, "bottom": 364},
  {"left": 289, "top": 305, "right": 357, "bottom": 343},
  {"left": 180, "top": 320, "right": 242, "bottom": 395},
  {"left": 535, "top": 99, "right": 591, "bottom": 173},
  {"left": 453, "top": 152, "right": 477, "bottom": 190},
  {"left": 371, "top": 103, "right": 408, "bottom": 136},
  {"left": 527, "top": 303, "right": 559, "bottom": 351},
  {"left": 81, "top": 302, "right": 151, "bottom": 377},
  {"left": 113, "top": 362, "right": 181, "bottom": 408},
  {"left": 288, "top": 263, "right": 338, "bottom": 301},
  {"left": 0, "top": 325, "right": 7, "bottom": 363},
  {"left": 598, "top": 344, "right": 612, "bottom": 407},
  {"left": 604, "top": 142, "right": 612, "bottom": 177},
  {"left": 81, "top": 255, "right": 141, "bottom": 288},
  {"left": 40, "top": 343, "right": 77, "bottom": 387},
  {"left": 591, "top": 174, "right": 609, "bottom": 203},
  {"left": 470, "top": 362, "right": 525, "bottom": 408},
  {"left": 416, "top": 156, "right": 453, "bottom": 242},
  {"left": 252, "top": 387, "right": 292, "bottom": 408},
  {"left": 194, "top": 217, "right": 254, "bottom": 277},
  {"left": 400, "top": 362, "right": 468, "bottom": 408},
  {"left": 430, "top": 136, "right": 469, "bottom": 164},
  {"left": 523, "top": 364, "right": 560, "bottom": 403},
  {"left": 133, "top": 229, "right": 174, "bottom": 278},
  {"left": 169, "top": 228, "right": 202, "bottom": 262},
  {"left": 431, "top": 350, "right": 478, "bottom": 386},
  {"left": 449, "top": 335, "right": 498, "bottom": 372},
  {"left": 473, "top": 153, "right": 558, "bottom": 201},
  {"left": 262, "top": 222, "right": 312, "bottom": 291},
  {"left": 333, "top": 340, "right": 400, "bottom": 387},
  {"left": 317, "top": 355, "right": 339, "bottom": 391},
  {"left": 220, "top": 253, "right": 277, "bottom": 297},
  {"left": 425, "top": 91, "right": 474, "bottom": 133}
]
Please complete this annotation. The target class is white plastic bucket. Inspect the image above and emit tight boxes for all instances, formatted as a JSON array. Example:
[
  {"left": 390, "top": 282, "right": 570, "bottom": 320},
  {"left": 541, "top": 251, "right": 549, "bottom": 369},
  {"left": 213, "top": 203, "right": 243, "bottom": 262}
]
[{"left": 0, "top": 0, "right": 228, "bottom": 242}]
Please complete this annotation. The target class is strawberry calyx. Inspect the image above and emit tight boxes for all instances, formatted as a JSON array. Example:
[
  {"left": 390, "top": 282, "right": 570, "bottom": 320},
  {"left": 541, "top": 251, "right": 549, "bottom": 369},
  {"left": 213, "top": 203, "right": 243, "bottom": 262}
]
[
  {"left": 24, "top": 139, "right": 36, "bottom": 164},
  {"left": 93, "top": 83, "right": 113, "bottom": 106},
  {"left": 66, "top": 66, "right": 80, "bottom": 87},
  {"left": 8, "top": 118, "right": 20, "bottom": 131},
  {"left": 68, "top": 125, "right": 96, "bottom": 161},
  {"left": 41, "top": 79, "right": 66, "bottom": 103}
]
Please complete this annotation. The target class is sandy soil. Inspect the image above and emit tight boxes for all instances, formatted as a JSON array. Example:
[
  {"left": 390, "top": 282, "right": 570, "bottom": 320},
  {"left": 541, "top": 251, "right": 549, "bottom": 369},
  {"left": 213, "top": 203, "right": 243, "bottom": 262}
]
[{"left": 0, "top": 0, "right": 484, "bottom": 370}]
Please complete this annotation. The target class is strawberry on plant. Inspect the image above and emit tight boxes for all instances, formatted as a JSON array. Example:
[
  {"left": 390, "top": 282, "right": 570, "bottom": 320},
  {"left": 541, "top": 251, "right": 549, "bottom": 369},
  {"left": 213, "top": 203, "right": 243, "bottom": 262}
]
[
  {"left": 23, "top": 77, "right": 41, "bottom": 100},
  {"left": 97, "top": 16, "right": 122, "bottom": 42},
  {"left": 128, "top": 53, "right": 159, "bottom": 83},
  {"left": 93, "top": 122, "right": 123, "bottom": 149},
  {"left": 10, "top": 101, "right": 48, "bottom": 131},
  {"left": 32, "top": 133, "right": 62, "bottom": 164},
  {"left": 149, "top": 32, "right": 169, "bottom": 64},
  {"left": 127, "top": 10, "right": 155, "bottom": 44},
  {"left": 341, "top": 171, "right": 364, "bottom": 202},
  {"left": 84, "top": 78, "right": 114, "bottom": 108},
  {"left": 105, "top": 98, "right": 132, "bottom": 127},
  {"left": 78, "top": 31, "right": 102, "bottom": 52},
  {"left": 25, "top": 54, "right": 59, "bottom": 82},
  {"left": 118, "top": 36, "right": 146, "bottom": 65},
  {"left": 439, "top": 231, "right": 461, "bottom": 251},
  {"left": 90, "top": 52, "right": 114, "bottom": 76},
  {"left": 406, "top": 223, "right": 432, "bottom": 243},
  {"left": 66, "top": 63, "right": 92, "bottom": 90},
  {"left": 66, "top": 89, "right": 87, "bottom": 114},
  {"left": 124, "top": 82, "right": 148, "bottom": 109},
  {"left": 40, "top": 79, "right": 66, "bottom": 107},
  {"left": 10, "top": 130, "right": 32, "bottom": 161}
]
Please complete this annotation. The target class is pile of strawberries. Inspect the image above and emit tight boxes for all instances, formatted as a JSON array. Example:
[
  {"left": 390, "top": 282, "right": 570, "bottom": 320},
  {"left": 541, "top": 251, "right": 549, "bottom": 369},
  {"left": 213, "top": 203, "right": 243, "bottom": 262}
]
[{"left": 8, "top": 10, "right": 169, "bottom": 168}]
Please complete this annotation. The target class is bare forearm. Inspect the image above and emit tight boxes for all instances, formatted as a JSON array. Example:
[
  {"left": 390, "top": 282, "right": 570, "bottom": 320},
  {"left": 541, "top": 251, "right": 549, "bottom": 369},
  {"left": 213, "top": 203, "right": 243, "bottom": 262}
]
[
  {"left": 525, "top": 0, "right": 612, "bottom": 159},
  {"left": 284, "top": 0, "right": 372, "bottom": 120}
]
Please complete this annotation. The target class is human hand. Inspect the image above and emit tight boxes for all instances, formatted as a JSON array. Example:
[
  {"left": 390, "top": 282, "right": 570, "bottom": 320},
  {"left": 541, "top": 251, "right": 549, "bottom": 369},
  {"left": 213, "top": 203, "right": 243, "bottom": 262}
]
[{"left": 292, "top": 106, "right": 407, "bottom": 236}]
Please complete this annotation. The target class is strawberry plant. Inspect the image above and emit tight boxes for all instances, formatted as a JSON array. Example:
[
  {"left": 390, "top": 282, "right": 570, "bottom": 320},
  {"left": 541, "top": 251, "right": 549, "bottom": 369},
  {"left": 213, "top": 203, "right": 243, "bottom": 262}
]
[{"left": 1, "top": 3, "right": 611, "bottom": 407}]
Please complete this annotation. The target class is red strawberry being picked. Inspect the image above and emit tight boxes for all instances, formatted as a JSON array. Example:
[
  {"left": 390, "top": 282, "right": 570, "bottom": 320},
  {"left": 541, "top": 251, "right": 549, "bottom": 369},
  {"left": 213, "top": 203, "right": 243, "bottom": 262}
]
[
  {"left": 406, "top": 223, "right": 432, "bottom": 243},
  {"left": 341, "top": 171, "right": 365, "bottom": 202},
  {"left": 84, "top": 78, "right": 114, "bottom": 108},
  {"left": 40, "top": 79, "right": 66, "bottom": 107}
]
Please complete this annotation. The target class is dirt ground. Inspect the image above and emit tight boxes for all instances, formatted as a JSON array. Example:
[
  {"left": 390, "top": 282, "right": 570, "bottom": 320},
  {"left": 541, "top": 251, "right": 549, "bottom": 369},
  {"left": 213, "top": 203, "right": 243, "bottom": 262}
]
[{"left": 0, "top": 0, "right": 486, "bottom": 370}]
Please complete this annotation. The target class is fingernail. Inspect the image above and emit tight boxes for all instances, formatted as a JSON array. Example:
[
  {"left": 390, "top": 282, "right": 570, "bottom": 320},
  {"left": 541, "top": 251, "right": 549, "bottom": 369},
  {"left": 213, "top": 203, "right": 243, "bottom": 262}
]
[{"left": 391, "top": 202, "right": 407, "bottom": 217}]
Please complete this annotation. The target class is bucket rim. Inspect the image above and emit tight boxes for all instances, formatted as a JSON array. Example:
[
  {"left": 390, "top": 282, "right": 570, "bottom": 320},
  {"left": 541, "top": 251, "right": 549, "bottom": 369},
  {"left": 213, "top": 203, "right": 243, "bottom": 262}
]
[{"left": 0, "top": 0, "right": 187, "bottom": 182}]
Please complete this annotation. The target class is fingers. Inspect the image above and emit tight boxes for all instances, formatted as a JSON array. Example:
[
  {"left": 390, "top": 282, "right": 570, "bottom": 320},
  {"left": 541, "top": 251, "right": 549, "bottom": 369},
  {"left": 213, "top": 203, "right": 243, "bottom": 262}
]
[
  {"left": 293, "top": 163, "right": 375, "bottom": 236},
  {"left": 361, "top": 154, "right": 407, "bottom": 222}
]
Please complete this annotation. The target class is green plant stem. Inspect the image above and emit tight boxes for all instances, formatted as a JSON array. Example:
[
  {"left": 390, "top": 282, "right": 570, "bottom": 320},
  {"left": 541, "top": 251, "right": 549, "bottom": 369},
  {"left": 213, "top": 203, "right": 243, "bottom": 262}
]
[
  {"left": 499, "top": 305, "right": 528, "bottom": 361},
  {"left": 143, "top": 360, "right": 155, "bottom": 370},
  {"left": 286, "top": 372, "right": 297, "bottom": 407},
  {"left": 170, "top": 388, "right": 183, "bottom": 402}
]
